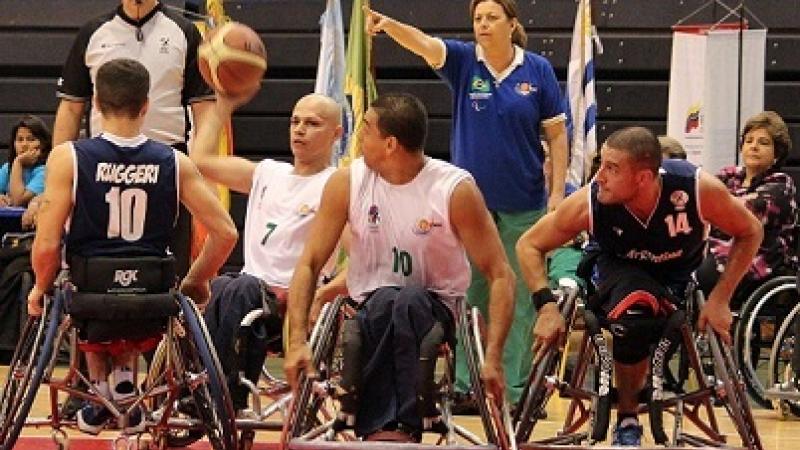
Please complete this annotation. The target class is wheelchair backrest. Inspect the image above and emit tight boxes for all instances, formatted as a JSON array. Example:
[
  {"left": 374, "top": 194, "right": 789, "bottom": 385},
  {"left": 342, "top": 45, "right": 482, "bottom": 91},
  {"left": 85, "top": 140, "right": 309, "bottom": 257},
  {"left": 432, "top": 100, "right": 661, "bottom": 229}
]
[{"left": 69, "top": 255, "right": 176, "bottom": 294}]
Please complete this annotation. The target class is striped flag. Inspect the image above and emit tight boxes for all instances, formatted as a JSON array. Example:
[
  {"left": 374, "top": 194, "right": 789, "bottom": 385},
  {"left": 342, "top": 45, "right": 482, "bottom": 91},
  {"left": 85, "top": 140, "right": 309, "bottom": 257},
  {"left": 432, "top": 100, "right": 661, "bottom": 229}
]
[
  {"left": 343, "top": 0, "right": 377, "bottom": 165},
  {"left": 566, "top": 0, "right": 599, "bottom": 188},
  {"left": 314, "top": 0, "right": 352, "bottom": 165}
]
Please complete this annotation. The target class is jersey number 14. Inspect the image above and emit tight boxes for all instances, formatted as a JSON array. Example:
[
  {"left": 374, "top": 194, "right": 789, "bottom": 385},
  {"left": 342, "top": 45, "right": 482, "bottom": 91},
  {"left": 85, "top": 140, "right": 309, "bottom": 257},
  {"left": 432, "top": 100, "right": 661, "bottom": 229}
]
[{"left": 664, "top": 212, "right": 692, "bottom": 237}]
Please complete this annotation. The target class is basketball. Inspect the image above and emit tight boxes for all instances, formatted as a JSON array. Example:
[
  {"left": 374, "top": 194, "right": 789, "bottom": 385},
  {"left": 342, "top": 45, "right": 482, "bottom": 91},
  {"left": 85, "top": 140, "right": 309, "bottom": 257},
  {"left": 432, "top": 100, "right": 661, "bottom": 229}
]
[{"left": 198, "top": 22, "right": 267, "bottom": 96}]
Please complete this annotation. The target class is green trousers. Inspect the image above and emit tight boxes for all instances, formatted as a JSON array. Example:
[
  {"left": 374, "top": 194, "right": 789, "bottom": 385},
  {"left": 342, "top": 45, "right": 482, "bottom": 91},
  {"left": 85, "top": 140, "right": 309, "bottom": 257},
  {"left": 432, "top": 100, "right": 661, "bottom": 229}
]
[{"left": 454, "top": 209, "right": 544, "bottom": 403}]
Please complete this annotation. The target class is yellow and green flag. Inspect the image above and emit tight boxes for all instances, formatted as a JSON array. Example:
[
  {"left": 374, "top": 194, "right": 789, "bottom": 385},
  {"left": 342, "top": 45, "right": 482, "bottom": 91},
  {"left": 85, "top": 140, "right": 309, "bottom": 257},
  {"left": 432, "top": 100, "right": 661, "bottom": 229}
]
[
  {"left": 192, "top": 0, "right": 233, "bottom": 260},
  {"left": 342, "top": 0, "right": 377, "bottom": 165}
]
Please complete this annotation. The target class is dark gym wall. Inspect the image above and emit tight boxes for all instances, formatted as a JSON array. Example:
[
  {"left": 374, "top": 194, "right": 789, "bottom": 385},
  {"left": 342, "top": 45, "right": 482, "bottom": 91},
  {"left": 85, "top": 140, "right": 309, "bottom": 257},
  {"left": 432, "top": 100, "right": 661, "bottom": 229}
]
[{"left": 1, "top": 0, "right": 799, "bottom": 268}]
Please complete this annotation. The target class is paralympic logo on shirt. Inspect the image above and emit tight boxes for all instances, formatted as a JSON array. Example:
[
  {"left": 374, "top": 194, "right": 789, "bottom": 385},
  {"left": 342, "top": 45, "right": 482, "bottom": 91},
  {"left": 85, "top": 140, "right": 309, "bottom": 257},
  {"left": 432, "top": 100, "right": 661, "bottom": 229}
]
[{"left": 368, "top": 205, "right": 381, "bottom": 229}]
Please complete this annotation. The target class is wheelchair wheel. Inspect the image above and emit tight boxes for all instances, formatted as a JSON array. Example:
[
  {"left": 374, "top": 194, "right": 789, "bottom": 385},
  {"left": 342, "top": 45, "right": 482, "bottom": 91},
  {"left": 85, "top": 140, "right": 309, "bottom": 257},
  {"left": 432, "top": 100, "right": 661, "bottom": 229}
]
[
  {"left": 174, "top": 295, "right": 237, "bottom": 450},
  {"left": 286, "top": 296, "right": 346, "bottom": 440},
  {"left": 733, "top": 275, "right": 796, "bottom": 408},
  {"left": 514, "top": 343, "right": 559, "bottom": 443},
  {"left": 146, "top": 337, "right": 205, "bottom": 449},
  {"left": 708, "top": 330, "right": 764, "bottom": 450},
  {"left": 458, "top": 306, "right": 501, "bottom": 447},
  {"left": 0, "top": 293, "right": 64, "bottom": 450},
  {"left": 768, "top": 302, "right": 800, "bottom": 418},
  {"left": 15, "top": 272, "right": 33, "bottom": 338}
]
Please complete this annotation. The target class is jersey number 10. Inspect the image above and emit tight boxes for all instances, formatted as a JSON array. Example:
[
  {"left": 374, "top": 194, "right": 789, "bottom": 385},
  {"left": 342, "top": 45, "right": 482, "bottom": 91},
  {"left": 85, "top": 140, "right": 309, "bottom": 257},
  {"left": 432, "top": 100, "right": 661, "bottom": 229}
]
[{"left": 105, "top": 187, "right": 147, "bottom": 241}]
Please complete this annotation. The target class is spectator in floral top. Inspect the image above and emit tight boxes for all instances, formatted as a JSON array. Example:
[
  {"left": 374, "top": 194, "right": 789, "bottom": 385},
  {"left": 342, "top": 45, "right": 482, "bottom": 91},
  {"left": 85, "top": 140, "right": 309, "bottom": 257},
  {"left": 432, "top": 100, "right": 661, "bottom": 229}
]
[{"left": 697, "top": 111, "right": 797, "bottom": 306}]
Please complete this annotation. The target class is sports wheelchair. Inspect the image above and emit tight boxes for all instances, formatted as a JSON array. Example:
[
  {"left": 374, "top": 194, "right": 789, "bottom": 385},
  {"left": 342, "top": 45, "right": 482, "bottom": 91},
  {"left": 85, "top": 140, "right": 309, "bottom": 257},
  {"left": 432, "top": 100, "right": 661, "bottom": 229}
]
[
  {"left": 731, "top": 274, "right": 800, "bottom": 416},
  {"left": 283, "top": 295, "right": 514, "bottom": 450},
  {"left": 0, "top": 255, "right": 237, "bottom": 450},
  {"left": 761, "top": 278, "right": 800, "bottom": 418},
  {"left": 513, "top": 279, "right": 762, "bottom": 450}
]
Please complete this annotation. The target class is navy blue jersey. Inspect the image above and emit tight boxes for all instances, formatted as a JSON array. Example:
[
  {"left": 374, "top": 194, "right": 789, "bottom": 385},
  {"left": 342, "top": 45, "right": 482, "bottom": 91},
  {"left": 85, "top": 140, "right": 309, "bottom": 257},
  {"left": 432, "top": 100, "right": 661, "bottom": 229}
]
[
  {"left": 590, "top": 159, "right": 708, "bottom": 286},
  {"left": 66, "top": 135, "right": 178, "bottom": 258}
]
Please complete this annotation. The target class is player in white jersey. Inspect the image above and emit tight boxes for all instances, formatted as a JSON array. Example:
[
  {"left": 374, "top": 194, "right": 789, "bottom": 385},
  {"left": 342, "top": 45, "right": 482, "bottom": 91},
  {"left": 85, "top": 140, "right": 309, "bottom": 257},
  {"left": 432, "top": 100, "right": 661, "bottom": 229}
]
[
  {"left": 190, "top": 90, "right": 343, "bottom": 412},
  {"left": 285, "top": 93, "right": 515, "bottom": 441}
]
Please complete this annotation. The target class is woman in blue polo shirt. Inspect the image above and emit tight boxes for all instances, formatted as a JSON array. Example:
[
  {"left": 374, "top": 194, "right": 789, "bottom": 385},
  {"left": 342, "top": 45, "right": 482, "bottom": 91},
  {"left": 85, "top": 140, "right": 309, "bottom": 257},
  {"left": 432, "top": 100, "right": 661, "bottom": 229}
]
[
  {"left": 366, "top": 0, "right": 568, "bottom": 408},
  {"left": 0, "top": 115, "right": 51, "bottom": 207}
]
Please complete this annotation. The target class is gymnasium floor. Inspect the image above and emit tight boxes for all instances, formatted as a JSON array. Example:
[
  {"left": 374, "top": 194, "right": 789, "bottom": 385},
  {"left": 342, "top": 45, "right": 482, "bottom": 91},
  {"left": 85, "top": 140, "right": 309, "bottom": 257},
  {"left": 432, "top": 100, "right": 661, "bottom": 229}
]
[{"left": 2, "top": 360, "right": 799, "bottom": 450}]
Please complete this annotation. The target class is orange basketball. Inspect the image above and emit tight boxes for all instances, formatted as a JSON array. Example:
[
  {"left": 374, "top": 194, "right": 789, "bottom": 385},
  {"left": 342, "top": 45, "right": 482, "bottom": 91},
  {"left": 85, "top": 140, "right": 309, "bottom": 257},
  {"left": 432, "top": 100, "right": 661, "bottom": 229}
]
[{"left": 198, "top": 22, "right": 267, "bottom": 96}]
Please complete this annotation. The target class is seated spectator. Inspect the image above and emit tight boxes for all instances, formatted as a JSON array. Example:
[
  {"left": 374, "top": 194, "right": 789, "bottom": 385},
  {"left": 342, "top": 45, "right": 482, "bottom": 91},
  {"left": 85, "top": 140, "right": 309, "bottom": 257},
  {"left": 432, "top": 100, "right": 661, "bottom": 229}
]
[
  {"left": 697, "top": 111, "right": 797, "bottom": 303},
  {"left": 658, "top": 135, "right": 687, "bottom": 160},
  {"left": 1, "top": 115, "right": 51, "bottom": 207}
]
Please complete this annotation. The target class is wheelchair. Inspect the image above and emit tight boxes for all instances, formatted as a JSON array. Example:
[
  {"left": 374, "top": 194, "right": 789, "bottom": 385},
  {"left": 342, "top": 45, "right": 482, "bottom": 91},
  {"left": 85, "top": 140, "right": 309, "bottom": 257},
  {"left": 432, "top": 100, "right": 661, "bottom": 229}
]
[
  {"left": 0, "top": 255, "right": 237, "bottom": 450},
  {"left": 763, "top": 287, "right": 800, "bottom": 418},
  {"left": 0, "top": 231, "right": 35, "bottom": 357},
  {"left": 513, "top": 279, "right": 763, "bottom": 450},
  {"left": 731, "top": 273, "right": 799, "bottom": 411},
  {"left": 283, "top": 294, "right": 514, "bottom": 450}
]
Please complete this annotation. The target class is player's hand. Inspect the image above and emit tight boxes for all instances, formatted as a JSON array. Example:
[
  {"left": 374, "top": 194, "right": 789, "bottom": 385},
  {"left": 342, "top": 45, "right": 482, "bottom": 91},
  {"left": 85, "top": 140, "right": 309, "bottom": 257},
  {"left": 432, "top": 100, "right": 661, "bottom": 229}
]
[
  {"left": 480, "top": 357, "right": 505, "bottom": 407},
  {"left": 0, "top": 194, "right": 10, "bottom": 208},
  {"left": 308, "top": 286, "right": 336, "bottom": 329},
  {"left": 364, "top": 6, "right": 391, "bottom": 36},
  {"left": 532, "top": 302, "right": 565, "bottom": 358},
  {"left": 698, "top": 296, "right": 733, "bottom": 345},
  {"left": 180, "top": 276, "right": 211, "bottom": 309},
  {"left": 284, "top": 342, "right": 316, "bottom": 392},
  {"left": 215, "top": 85, "right": 259, "bottom": 116},
  {"left": 27, "top": 285, "right": 46, "bottom": 316}
]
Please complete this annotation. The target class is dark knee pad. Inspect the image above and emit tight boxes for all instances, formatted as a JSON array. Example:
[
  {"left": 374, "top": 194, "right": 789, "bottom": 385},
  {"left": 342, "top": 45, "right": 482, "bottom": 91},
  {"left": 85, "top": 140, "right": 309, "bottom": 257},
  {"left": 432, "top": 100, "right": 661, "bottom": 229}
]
[{"left": 608, "top": 309, "right": 662, "bottom": 365}]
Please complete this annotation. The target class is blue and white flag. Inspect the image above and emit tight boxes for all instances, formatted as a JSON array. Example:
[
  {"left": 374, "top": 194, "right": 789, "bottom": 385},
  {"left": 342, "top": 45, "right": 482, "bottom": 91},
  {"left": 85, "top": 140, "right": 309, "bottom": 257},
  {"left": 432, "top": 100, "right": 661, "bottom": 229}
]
[
  {"left": 315, "top": 0, "right": 352, "bottom": 165},
  {"left": 566, "top": 0, "right": 600, "bottom": 188}
]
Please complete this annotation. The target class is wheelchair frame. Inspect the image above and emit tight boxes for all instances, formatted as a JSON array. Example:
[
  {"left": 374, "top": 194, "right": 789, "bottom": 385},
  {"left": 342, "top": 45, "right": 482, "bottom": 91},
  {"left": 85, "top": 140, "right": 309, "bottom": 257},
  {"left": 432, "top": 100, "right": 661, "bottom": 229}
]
[
  {"left": 0, "top": 282, "right": 238, "bottom": 450},
  {"left": 732, "top": 275, "right": 797, "bottom": 409},
  {"left": 282, "top": 295, "right": 513, "bottom": 450}
]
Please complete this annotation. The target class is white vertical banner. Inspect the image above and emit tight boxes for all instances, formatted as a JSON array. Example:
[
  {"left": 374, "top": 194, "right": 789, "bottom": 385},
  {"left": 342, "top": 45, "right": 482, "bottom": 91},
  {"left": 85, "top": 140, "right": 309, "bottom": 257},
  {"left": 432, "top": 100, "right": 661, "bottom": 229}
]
[
  {"left": 703, "top": 29, "right": 766, "bottom": 173},
  {"left": 667, "top": 32, "right": 707, "bottom": 165},
  {"left": 667, "top": 29, "right": 766, "bottom": 172}
]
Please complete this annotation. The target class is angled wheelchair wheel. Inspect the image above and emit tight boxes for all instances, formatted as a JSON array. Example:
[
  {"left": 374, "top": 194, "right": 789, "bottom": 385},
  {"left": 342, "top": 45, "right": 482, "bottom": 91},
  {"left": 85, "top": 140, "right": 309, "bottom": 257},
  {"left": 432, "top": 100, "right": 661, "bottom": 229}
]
[
  {"left": 0, "top": 292, "right": 64, "bottom": 450},
  {"left": 733, "top": 275, "right": 797, "bottom": 408},
  {"left": 514, "top": 342, "right": 559, "bottom": 443},
  {"left": 514, "top": 280, "right": 580, "bottom": 444},
  {"left": 285, "top": 296, "right": 347, "bottom": 441},
  {"left": 708, "top": 328, "right": 763, "bottom": 450},
  {"left": 768, "top": 302, "right": 800, "bottom": 418},
  {"left": 174, "top": 295, "right": 237, "bottom": 450},
  {"left": 459, "top": 305, "right": 506, "bottom": 448}
]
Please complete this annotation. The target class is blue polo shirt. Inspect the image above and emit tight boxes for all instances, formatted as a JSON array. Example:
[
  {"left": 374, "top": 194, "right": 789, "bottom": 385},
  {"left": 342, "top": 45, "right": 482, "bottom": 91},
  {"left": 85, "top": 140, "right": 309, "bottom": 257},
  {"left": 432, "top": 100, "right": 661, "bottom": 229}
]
[
  {"left": 0, "top": 162, "right": 46, "bottom": 195},
  {"left": 437, "top": 39, "right": 565, "bottom": 212}
]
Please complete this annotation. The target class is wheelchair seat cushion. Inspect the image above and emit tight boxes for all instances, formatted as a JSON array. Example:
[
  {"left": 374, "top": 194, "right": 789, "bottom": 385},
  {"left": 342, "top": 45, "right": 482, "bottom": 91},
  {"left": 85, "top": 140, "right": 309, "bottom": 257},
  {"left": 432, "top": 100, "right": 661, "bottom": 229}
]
[
  {"left": 69, "top": 255, "right": 176, "bottom": 294},
  {"left": 69, "top": 291, "right": 179, "bottom": 342}
]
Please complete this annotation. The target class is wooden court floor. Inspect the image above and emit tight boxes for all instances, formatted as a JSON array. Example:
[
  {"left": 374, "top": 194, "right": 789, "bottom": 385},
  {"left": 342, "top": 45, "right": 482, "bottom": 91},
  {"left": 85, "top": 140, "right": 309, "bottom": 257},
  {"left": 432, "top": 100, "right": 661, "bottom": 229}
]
[{"left": 2, "top": 362, "right": 799, "bottom": 449}]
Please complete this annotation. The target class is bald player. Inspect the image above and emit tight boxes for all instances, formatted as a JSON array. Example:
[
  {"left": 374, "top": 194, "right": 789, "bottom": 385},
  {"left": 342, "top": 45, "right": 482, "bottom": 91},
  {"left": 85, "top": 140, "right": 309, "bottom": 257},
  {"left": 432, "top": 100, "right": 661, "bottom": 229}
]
[{"left": 191, "top": 90, "right": 344, "bottom": 414}]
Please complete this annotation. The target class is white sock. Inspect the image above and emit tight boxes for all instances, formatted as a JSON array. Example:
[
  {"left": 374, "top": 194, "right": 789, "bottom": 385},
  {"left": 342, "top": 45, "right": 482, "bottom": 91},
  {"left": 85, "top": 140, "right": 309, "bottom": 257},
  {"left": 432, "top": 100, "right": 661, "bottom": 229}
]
[
  {"left": 91, "top": 380, "right": 111, "bottom": 399},
  {"left": 619, "top": 416, "right": 639, "bottom": 428},
  {"left": 112, "top": 367, "right": 135, "bottom": 400}
]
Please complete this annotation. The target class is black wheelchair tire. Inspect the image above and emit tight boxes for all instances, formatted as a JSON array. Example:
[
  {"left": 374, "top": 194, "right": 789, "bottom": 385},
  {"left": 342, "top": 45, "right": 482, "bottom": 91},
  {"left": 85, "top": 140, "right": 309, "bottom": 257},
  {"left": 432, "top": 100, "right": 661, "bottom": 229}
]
[
  {"left": 175, "top": 296, "right": 237, "bottom": 450},
  {"left": 0, "top": 293, "right": 63, "bottom": 450}
]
